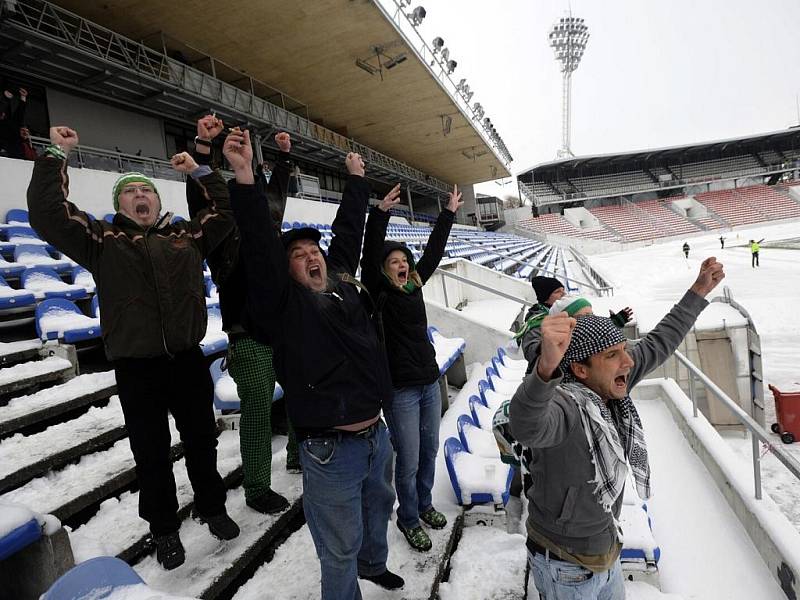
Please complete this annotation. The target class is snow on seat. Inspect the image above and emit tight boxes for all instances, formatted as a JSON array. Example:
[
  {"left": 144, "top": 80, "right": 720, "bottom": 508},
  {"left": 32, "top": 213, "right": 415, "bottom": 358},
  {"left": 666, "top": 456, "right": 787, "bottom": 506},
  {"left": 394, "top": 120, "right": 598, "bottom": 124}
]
[
  {"left": 200, "top": 307, "right": 228, "bottom": 356},
  {"left": 7, "top": 225, "right": 48, "bottom": 247},
  {"left": 205, "top": 278, "right": 219, "bottom": 309},
  {"left": 42, "top": 556, "right": 143, "bottom": 600},
  {"left": 620, "top": 483, "right": 661, "bottom": 566},
  {"left": 491, "top": 356, "right": 526, "bottom": 380},
  {"left": 428, "top": 326, "right": 466, "bottom": 375},
  {"left": 457, "top": 414, "right": 500, "bottom": 459},
  {"left": 71, "top": 265, "right": 96, "bottom": 294},
  {"left": 14, "top": 245, "right": 72, "bottom": 273},
  {"left": 210, "top": 357, "right": 239, "bottom": 411},
  {"left": 0, "top": 503, "right": 42, "bottom": 561},
  {"left": 0, "top": 254, "right": 25, "bottom": 278},
  {"left": 21, "top": 267, "right": 89, "bottom": 300},
  {"left": 497, "top": 347, "right": 527, "bottom": 371},
  {"left": 481, "top": 386, "right": 510, "bottom": 411},
  {"left": 0, "top": 274, "right": 35, "bottom": 310},
  {"left": 485, "top": 367, "right": 522, "bottom": 396},
  {"left": 35, "top": 299, "right": 101, "bottom": 343},
  {"left": 443, "top": 437, "right": 513, "bottom": 506},
  {"left": 469, "top": 395, "right": 495, "bottom": 431}
]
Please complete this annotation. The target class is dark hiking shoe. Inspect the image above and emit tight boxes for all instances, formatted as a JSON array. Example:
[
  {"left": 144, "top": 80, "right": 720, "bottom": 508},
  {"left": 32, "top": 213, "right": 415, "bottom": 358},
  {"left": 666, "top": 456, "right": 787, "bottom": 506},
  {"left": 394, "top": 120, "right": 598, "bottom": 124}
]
[
  {"left": 360, "top": 569, "right": 405, "bottom": 590},
  {"left": 192, "top": 509, "right": 240, "bottom": 540},
  {"left": 246, "top": 489, "right": 290, "bottom": 514},
  {"left": 154, "top": 531, "right": 185, "bottom": 570},
  {"left": 420, "top": 507, "right": 448, "bottom": 530},
  {"left": 397, "top": 521, "right": 432, "bottom": 552}
]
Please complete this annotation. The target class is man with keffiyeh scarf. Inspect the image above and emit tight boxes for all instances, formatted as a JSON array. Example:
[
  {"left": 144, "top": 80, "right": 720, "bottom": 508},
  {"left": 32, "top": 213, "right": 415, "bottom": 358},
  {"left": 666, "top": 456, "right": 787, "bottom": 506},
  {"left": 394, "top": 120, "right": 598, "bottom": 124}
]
[{"left": 510, "top": 257, "right": 725, "bottom": 599}]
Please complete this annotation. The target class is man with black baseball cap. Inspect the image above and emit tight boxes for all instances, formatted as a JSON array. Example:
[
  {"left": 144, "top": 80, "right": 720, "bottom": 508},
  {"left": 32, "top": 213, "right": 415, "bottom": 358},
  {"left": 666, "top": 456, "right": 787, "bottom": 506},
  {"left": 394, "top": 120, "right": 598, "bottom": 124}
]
[
  {"left": 514, "top": 276, "right": 565, "bottom": 365},
  {"left": 230, "top": 149, "right": 404, "bottom": 598},
  {"left": 511, "top": 257, "right": 724, "bottom": 600}
]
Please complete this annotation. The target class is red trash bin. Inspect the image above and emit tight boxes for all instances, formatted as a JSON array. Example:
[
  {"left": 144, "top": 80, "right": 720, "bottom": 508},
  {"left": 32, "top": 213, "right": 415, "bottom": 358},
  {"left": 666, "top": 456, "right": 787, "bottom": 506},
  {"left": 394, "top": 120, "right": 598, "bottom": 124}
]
[{"left": 768, "top": 384, "right": 800, "bottom": 444}]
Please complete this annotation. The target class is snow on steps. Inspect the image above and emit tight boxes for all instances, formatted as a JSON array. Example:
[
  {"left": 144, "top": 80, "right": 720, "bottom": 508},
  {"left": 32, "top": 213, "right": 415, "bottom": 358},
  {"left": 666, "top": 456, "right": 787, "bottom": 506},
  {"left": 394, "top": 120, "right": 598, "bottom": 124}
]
[
  {"left": 0, "top": 354, "right": 74, "bottom": 397},
  {"left": 0, "top": 396, "right": 126, "bottom": 495},
  {"left": 0, "top": 370, "right": 116, "bottom": 438},
  {"left": 0, "top": 339, "right": 41, "bottom": 367}
]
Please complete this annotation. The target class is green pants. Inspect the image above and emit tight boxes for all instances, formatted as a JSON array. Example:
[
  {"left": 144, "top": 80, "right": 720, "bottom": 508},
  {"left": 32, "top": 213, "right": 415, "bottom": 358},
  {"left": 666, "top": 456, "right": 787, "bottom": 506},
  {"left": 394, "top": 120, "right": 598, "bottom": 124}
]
[{"left": 227, "top": 336, "right": 298, "bottom": 499}]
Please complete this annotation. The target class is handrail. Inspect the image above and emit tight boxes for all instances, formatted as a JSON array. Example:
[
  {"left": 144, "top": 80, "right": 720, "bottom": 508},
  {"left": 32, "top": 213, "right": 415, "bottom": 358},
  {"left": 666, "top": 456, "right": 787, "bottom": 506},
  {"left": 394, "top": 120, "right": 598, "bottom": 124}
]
[
  {"left": 673, "top": 349, "right": 800, "bottom": 500},
  {"left": 433, "top": 268, "right": 534, "bottom": 311}
]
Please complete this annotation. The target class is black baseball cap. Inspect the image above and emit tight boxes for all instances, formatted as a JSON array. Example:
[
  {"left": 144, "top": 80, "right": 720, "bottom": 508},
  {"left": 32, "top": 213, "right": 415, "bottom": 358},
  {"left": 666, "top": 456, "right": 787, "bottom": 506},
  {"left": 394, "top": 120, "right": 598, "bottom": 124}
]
[{"left": 280, "top": 227, "right": 322, "bottom": 250}]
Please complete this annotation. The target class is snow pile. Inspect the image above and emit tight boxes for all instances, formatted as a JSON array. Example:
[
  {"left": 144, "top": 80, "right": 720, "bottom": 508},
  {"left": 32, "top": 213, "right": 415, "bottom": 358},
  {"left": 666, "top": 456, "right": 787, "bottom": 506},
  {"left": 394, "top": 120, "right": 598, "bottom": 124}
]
[
  {"left": 0, "top": 284, "right": 32, "bottom": 299},
  {"left": 0, "top": 355, "right": 71, "bottom": 386},
  {"left": 214, "top": 369, "right": 239, "bottom": 405},
  {"left": 106, "top": 584, "right": 199, "bottom": 600},
  {"left": 74, "top": 269, "right": 96, "bottom": 292},
  {"left": 431, "top": 329, "right": 465, "bottom": 371},
  {"left": 0, "top": 502, "right": 60, "bottom": 538},
  {"left": 461, "top": 420, "right": 501, "bottom": 458},
  {"left": 451, "top": 448, "right": 510, "bottom": 504},
  {"left": 22, "top": 272, "right": 81, "bottom": 294},
  {"left": 200, "top": 311, "right": 226, "bottom": 349},
  {"left": 8, "top": 234, "right": 47, "bottom": 246},
  {"left": 38, "top": 307, "right": 100, "bottom": 339}
]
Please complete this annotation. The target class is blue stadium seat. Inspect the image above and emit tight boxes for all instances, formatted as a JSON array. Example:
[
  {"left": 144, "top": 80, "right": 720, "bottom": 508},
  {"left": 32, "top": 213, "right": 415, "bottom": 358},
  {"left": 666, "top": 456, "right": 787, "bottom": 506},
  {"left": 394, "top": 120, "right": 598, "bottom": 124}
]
[
  {"left": 478, "top": 379, "right": 493, "bottom": 403},
  {"left": 443, "top": 437, "right": 513, "bottom": 506},
  {"left": 210, "top": 357, "right": 240, "bottom": 411},
  {"left": 497, "top": 347, "right": 527, "bottom": 370},
  {"left": 469, "top": 394, "right": 489, "bottom": 428},
  {"left": 0, "top": 515, "right": 40, "bottom": 561},
  {"left": 91, "top": 294, "right": 100, "bottom": 318},
  {"left": 5, "top": 208, "right": 29, "bottom": 224},
  {"left": 0, "top": 254, "right": 25, "bottom": 278},
  {"left": 35, "top": 298, "right": 101, "bottom": 343},
  {"left": 457, "top": 413, "right": 476, "bottom": 452},
  {"left": 200, "top": 307, "right": 228, "bottom": 356},
  {"left": 0, "top": 274, "right": 35, "bottom": 310},
  {"left": 103, "top": 214, "right": 115, "bottom": 223},
  {"left": 14, "top": 245, "right": 72, "bottom": 273},
  {"left": 42, "top": 556, "right": 143, "bottom": 600},
  {"left": 71, "top": 266, "right": 96, "bottom": 293},
  {"left": 21, "top": 267, "right": 89, "bottom": 300}
]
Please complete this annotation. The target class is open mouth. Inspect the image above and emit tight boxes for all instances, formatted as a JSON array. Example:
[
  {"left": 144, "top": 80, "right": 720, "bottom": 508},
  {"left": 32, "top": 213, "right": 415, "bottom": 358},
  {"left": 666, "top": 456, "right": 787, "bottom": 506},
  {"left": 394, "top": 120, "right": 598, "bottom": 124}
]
[
  {"left": 614, "top": 374, "right": 628, "bottom": 388},
  {"left": 135, "top": 202, "right": 150, "bottom": 216},
  {"left": 397, "top": 269, "right": 408, "bottom": 283},
  {"left": 308, "top": 264, "right": 322, "bottom": 280}
]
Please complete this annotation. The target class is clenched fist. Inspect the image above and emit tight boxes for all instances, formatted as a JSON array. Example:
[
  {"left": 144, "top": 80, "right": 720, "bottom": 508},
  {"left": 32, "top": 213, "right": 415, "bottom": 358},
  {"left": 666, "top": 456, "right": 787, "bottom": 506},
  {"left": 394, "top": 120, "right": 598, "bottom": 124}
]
[
  {"left": 197, "top": 115, "right": 224, "bottom": 141},
  {"left": 49, "top": 126, "right": 79, "bottom": 153},
  {"left": 690, "top": 257, "right": 725, "bottom": 298},
  {"left": 345, "top": 152, "right": 365, "bottom": 177},
  {"left": 537, "top": 313, "right": 577, "bottom": 381},
  {"left": 170, "top": 152, "right": 199, "bottom": 174}
]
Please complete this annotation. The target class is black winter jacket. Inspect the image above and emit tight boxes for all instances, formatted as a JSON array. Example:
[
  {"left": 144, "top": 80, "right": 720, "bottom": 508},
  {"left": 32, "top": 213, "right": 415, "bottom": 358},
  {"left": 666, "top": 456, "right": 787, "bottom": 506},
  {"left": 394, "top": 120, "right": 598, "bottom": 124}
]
[
  {"left": 186, "top": 151, "right": 292, "bottom": 334},
  {"left": 27, "top": 156, "right": 233, "bottom": 360},
  {"left": 230, "top": 174, "right": 392, "bottom": 430},
  {"left": 361, "top": 206, "right": 455, "bottom": 387}
]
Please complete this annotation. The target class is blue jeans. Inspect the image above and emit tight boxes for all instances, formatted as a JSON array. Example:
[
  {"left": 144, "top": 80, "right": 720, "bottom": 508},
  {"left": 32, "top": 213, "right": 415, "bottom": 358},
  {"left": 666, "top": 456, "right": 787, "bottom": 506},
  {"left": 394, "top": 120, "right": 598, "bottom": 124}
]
[
  {"left": 385, "top": 382, "right": 441, "bottom": 529},
  {"left": 529, "top": 550, "right": 625, "bottom": 600},
  {"left": 299, "top": 421, "right": 395, "bottom": 600}
]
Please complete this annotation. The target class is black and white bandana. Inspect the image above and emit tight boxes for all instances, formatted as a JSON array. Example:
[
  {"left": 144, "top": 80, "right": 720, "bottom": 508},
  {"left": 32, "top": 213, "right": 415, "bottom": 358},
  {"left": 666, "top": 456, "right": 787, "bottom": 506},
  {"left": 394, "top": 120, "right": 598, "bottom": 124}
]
[{"left": 558, "top": 315, "right": 651, "bottom": 512}]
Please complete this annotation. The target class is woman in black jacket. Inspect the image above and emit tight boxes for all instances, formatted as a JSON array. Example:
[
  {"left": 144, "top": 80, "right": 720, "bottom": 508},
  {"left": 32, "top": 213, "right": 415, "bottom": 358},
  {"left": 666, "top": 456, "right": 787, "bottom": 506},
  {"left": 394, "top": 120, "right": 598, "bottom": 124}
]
[{"left": 361, "top": 185, "right": 462, "bottom": 551}]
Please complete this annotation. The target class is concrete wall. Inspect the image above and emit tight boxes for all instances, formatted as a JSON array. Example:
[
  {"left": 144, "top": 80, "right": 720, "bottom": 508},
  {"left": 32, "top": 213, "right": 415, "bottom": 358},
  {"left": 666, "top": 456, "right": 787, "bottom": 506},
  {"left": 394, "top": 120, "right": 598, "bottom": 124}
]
[
  {"left": 502, "top": 206, "right": 532, "bottom": 227},
  {"left": 424, "top": 258, "right": 535, "bottom": 309},
  {"left": 424, "top": 299, "right": 512, "bottom": 365},
  {"left": 563, "top": 206, "right": 600, "bottom": 229},
  {"left": 673, "top": 197, "right": 708, "bottom": 218},
  {"left": 47, "top": 88, "right": 166, "bottom": 159}
]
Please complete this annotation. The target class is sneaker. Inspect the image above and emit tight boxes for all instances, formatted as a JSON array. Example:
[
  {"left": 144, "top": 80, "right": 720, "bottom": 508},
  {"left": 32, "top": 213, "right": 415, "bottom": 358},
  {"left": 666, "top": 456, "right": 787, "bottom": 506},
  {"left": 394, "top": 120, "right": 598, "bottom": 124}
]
[
  {"left": 246, "top": 489, "right": 290, "bottom": 514},
  {"left": 359, "top": 569, "right": 405, "bottom": 590},
  {"left": 420, "top": 507, "right": 447, "bottom": 530},
  {"left": 154, "top": 531, "right": 185, "bottom": 570},
  {"left": 192, "top": 509, "right": 240, "bottom": 540},
  {"left": 397, "top": 521, "right": 432, "bottom": 552}
]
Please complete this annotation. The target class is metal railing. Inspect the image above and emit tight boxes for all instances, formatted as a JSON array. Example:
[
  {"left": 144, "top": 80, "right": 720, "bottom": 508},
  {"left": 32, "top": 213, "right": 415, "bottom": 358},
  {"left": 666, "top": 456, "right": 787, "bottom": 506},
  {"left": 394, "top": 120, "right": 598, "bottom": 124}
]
[
  {"left": 673, "top": 349, "right": 800, "bottom": 501},
  {"left": 434, "top": 268, "right": 534, "bottom": 311}
]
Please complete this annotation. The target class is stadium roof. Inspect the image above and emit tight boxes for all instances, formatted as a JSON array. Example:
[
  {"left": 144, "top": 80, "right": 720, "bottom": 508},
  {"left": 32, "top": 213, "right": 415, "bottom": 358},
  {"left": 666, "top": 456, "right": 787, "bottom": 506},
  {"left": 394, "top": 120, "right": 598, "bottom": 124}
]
[
  {"left": 50, "top": 0, "right": 510, "bottom": 186},
  {"left": 518, "top": 126, "right": 800, "bottom": 181}
]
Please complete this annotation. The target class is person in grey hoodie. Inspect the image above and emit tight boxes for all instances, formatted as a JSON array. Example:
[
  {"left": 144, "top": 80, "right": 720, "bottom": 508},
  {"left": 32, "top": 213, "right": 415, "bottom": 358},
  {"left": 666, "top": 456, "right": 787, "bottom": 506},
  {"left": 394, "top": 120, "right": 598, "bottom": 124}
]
[{"left": 510, "top": 257, "right": 724, "bottom": 600}]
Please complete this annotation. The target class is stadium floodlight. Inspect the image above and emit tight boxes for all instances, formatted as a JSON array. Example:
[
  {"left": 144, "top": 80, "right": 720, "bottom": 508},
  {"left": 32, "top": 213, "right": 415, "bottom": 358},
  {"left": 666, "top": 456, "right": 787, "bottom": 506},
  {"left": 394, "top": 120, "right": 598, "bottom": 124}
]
[
  {"left": 384, "top": 53, "right": 408, "bottom": 69},
  {"left": 549, "top": 13, "right": 589, "bottom": 158},
  {"left": 432, "top": 37, "right": 445, "bottom": 53},
  {"left": 355, "top": 58, "right": 379, "bottom": 76},
  {"left": 445, "top": 59, "right": 457, "bottom": 74},
  {"left": 409, "top": 6, "right": 426, "bottom": 26}
]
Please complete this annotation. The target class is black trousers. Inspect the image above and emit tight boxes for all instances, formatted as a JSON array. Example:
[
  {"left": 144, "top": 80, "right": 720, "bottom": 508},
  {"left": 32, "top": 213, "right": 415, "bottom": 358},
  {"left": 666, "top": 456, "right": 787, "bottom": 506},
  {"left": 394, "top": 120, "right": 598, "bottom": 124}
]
[
  {"left": 114, "top": 347, "right": 227, "bottom": 535},
  {"left": 752, "top": 252, "right": 759, "bottom": 267}
]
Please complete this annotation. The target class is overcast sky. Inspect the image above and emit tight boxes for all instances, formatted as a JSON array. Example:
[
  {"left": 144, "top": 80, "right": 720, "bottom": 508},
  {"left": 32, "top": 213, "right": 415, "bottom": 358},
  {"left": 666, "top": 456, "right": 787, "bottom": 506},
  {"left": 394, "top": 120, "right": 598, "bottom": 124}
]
[{"left": 396, "top": 0, "right": 800, "bottom": 196}]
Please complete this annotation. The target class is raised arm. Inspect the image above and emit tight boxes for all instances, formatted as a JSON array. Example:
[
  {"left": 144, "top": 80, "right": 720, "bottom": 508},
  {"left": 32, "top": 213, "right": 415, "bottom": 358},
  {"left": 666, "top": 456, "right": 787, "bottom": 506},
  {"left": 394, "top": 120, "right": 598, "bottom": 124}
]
[
  {"left": 326, "top": 153, "right": 370, "bottom": 275},
  {"left": 416, "top": 184, "right": 461, "bottom": 283},
  {"left": 262, "top": 132, "right": 293, "bottom": 235},
  {"left": 627, "top": 257, "right": 724, "bottom": 388},
  {"left": 27, "top": 126, "right": 104, "bottom": 271},
  {"left": 510, "top": 313, "right": 581, "bottom": 448},
  {"left": 360, "top": 184, "right": 401, "bottom": 292},
  {"left": 227, "top": 129, "right": 291, "bottom": 331}
]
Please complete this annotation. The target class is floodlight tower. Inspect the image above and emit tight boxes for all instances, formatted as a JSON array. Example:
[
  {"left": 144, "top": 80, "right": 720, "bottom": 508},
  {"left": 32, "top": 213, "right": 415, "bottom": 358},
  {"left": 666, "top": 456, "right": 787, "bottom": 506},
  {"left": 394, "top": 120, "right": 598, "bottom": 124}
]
[{"left": 549, "top": 15, "right": 589, "bottom": 158}]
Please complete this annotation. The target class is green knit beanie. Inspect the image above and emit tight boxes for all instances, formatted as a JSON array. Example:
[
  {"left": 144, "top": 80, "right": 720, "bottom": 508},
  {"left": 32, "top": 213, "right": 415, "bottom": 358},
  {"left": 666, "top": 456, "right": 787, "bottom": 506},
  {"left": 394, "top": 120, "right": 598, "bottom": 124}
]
[
  {"left": 549, "top": 296, "right": 592, "bottom": 317},
  {"left": 112, "top": 172, "right": 160, "bottom": 212}
]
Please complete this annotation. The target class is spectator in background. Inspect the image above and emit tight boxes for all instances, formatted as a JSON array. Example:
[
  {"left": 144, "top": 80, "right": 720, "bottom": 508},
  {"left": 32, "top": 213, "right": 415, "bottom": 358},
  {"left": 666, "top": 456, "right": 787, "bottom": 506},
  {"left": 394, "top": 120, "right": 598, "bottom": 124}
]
[
  {"left": 750, "top": 238, "right": 764, "bottom": 268},
  {"left": 27, "top": 121, "right": 240, "bottom": 571},
  {"left": 230, "top": 148, "right": 404, "bottom": 598},
  {"left": 185, "top": 117, "right": 300, "bottom": 515},
  {"left": 515, "top": 276, "right": 565, "bottom": 364},
  {"left": 0, "top": 87, "right": 28, "bottom": 158},
  {"left": 360, "top": 182, "right": 463, "bottom": 552},
  {"left": 682, "top": 241, "right": 690, "bottom": 258},
  {"left": 719, "top": 235, "right": 725, "bottom": 250},
  {"left": 19, "top": 127, "right": 37, "bottom": 161},
  {"left": 511, "top": 258, "right": 724, "bottom": 600}
]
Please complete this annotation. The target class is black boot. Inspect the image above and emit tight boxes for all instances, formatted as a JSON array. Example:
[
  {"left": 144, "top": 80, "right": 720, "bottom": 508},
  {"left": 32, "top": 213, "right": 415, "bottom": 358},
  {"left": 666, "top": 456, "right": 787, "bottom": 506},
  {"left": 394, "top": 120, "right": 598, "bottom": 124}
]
[
  {"left": 360, "top": 569, "right": 405, "bottom": 590},
  {"left": 154, "top": 531, "right": 185, "bottom": 570},
  {"left": 246, "top": 489, "right": 290, "bottom": 514},
  {"left": 192, "top": 509, "right": 240, "bottom": 540}
]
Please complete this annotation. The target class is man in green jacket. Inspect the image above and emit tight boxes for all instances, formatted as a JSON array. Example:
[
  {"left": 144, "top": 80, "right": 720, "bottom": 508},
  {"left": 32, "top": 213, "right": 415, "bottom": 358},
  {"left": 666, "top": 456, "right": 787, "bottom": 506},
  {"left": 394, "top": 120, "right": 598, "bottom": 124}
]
[
  {"left": 27, "top": 122, "right": 240, "bottom": 570},
  {"left": 511, "top": 257, "right": 724, "bottom": 600}
]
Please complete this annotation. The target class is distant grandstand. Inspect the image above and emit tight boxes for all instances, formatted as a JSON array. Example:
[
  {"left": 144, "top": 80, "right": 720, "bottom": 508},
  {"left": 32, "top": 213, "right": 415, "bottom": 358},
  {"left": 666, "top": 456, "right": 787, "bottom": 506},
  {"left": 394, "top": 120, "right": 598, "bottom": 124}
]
[{"left": 515, "top": 128, "right": 800, "bottom": 248}]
